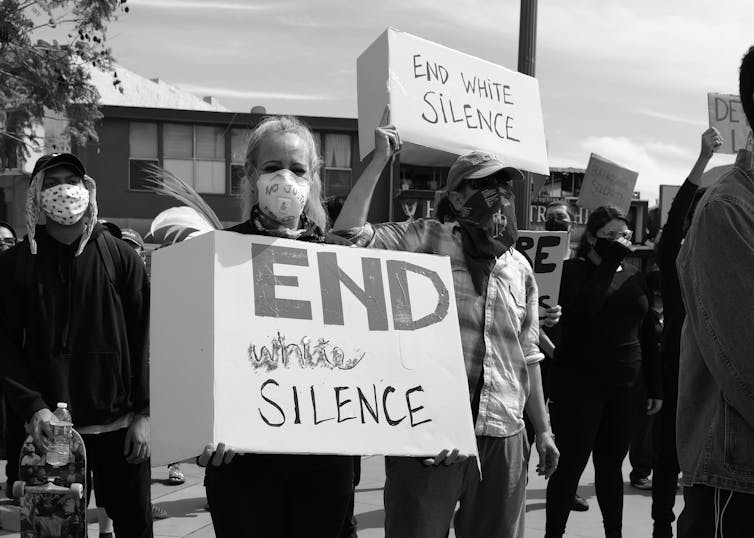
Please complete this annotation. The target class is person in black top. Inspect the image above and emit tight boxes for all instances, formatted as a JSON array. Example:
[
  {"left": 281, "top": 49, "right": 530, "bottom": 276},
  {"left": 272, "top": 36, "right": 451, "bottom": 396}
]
[
  {"left": 544, "top": 205, "right": 662, "bottom": 538},
  {"left": 651, "top": 127, "right": 720, "bottom": 538},
  {"left": 195, "top": 114, "right": 399, "bottom": 538}
]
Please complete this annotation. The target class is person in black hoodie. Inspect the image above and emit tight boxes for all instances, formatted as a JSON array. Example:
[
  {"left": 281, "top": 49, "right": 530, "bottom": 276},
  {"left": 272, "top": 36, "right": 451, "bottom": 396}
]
[
  {"left": 544, "top": 205, "right": 662, "bottom": 538},
  {"left": 0, "top": 153, "right": 152, "bottom": 537},
  {"left": 196, "top": 115, "right": 399, "bottom": 538}
]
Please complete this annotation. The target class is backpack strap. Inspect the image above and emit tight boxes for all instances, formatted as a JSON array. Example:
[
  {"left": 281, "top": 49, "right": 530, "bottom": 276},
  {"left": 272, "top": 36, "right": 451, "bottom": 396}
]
[{"left": 95, "top": 233, "right": 123, "bottom": 290}]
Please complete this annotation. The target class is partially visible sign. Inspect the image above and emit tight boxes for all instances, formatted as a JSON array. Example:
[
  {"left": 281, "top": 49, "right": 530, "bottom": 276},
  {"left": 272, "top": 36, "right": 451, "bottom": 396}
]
[
  {"left": 708, "top": 92, "right": 752, "bottom": 154},
  {"left": 357, "top": 28, "right": 549, "bottom": 173},
  {"left": 150, "top": 230, "right": 479, "bottom": 465},
  {"left": 514, "top": 231, "right": 568, "bottom": 311},
  {"left": 659, "top": 184, "right": 681, "bottom": 228},
  {"left": 578, "top": 153, "right": 638, "bottom": 213}
]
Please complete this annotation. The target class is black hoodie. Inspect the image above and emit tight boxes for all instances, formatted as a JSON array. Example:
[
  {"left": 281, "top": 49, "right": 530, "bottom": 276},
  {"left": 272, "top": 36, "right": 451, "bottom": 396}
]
[{"left": 0, "top": 223, "right": 150, "bottom": 426}]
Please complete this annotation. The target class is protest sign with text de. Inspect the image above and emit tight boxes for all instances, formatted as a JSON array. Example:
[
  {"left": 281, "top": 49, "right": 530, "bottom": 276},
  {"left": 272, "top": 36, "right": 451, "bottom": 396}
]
[
  {"left": 578, "top": 153, "right": 638, "bottom": 214},
  {"left": 357, "top": 28, "right": 549, "bottom": 174},
  {"left": 150, "top": 230, "right": 478, "bottom": 466},
  {"left": 708, "top": 92, "right": 752, "bottom": 154}
]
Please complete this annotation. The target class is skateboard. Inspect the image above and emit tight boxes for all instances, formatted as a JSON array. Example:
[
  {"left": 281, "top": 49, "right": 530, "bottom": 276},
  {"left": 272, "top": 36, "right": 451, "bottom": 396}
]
[{"left": 13, "top": 429, "right": 87, "bottom": 538}]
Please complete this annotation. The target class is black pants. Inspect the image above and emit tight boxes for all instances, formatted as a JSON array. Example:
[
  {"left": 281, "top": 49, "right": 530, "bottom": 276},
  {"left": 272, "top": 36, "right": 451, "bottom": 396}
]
[
  {"left": 205, "top": 453, "right": 353, "bottom": 538},
  {"left": 629, "top": 381, "right": 655, "bottom": 482},
  {"left": 545, "top": 379, "right": 642, "bottom": 538},
  {"left": 81, "top": 428, "right": 153, "bottom": 538},
  {"left": 340, "top": 456, "right": 362, "bottom": 538},
  {"left": 651, "top": 363, "right": 680, "bottom": 538},
  {"left": 677, "top": 485, "right": 754, "bottom": 538},
  {"left": 4, "top": 404, "right": 26, "bottom": 488}
]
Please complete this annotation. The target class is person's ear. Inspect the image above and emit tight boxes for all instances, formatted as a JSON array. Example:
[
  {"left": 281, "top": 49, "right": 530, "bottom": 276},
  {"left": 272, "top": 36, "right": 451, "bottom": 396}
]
[
  {"left": 448, "top": 190, "right": 465, "bottom": 212},
  {"left": 585, "top": 230, "right": 596, "bottom": 246}
]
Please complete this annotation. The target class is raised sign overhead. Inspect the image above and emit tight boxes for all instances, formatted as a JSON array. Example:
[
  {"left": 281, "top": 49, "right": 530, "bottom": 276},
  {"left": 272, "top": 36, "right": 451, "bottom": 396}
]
[{"left": 358, "top": 28, "right": 549, "bottom": 174}]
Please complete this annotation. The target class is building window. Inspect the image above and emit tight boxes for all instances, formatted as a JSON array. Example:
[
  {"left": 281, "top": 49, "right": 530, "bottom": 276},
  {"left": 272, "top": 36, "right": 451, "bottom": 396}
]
[
  {"left": 129, "top": 122, "right": 158, "bottom": 190},
  {"left": 163, "top": 124, "right": 226, "bottom": 194},
  {"left": 321, "top": 133, "right": 352, "bottom": 198},
  {"left": 230, "top": 128, "right": 248, "bottom": 196}
]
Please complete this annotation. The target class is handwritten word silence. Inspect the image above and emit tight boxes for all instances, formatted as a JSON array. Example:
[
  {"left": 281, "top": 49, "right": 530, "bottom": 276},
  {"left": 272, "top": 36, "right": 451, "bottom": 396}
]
[
  {"left": 412, "top": 53, "right": 520, "bottom": 142},
  {"left": 258, "top": 380, "right": 432, "bottom": 428}
]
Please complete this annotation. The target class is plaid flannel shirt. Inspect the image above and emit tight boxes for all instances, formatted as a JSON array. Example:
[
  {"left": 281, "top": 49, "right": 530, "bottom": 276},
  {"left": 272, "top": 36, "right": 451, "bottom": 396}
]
[{"left": 336, "top": 218, "right": 543, "bottom": 437}]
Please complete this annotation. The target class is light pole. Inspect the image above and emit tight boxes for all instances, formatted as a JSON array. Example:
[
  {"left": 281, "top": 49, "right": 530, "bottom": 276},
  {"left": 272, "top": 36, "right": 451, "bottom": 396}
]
[{"left": 514, "top": 0, "right": 538, "bottom": 229}]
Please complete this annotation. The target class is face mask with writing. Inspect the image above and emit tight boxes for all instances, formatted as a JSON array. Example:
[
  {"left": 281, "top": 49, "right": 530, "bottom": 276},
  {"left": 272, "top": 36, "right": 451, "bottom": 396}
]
[
  {"left": 456, "top": 187, "right": 502, "bottom": 228},
  {"left": 257, "top": 169, "right": 311, "bottom": 224}
]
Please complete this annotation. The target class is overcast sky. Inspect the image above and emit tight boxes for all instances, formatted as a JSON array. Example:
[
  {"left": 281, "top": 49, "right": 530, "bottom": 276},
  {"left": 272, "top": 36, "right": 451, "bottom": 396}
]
[{"left": 104, "top": 0, "right": 753, "bottom": 204}]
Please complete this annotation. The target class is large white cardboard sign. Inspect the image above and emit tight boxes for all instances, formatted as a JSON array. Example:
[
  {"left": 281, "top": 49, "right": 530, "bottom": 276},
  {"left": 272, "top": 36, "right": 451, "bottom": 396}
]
[
  {"left": 150, "top": 230, "right": 478, "bottom": 465},
  {"left": 578, "top": 153, "right": 638, "bottom": 213},
  {"left": 357, "top": 28, "right": 549, "bottom": 173},
  {"left": 708, "top": 92, "right": 752, "bottom": 154},
  {"left": 514, "top": 231, "right": 568, "bottom": 311}
]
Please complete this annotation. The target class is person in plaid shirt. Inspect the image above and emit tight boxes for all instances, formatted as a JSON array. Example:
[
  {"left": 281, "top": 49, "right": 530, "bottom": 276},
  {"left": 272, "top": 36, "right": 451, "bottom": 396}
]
[{"left": 333, "top": 136, "right": 559, "bottom": 537}]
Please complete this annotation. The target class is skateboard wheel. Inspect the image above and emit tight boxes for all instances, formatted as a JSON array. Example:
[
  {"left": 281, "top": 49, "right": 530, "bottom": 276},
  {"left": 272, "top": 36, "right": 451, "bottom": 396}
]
[
  {"left": 70, "top": 483, "right": 84, "bottom": 499},
  {"left": 12, "top": 481, "right": 25, "bottom": 498}
]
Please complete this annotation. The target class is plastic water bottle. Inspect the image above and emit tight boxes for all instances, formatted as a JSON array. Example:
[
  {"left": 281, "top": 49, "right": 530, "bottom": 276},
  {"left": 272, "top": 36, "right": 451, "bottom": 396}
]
[{"left": 47, "top": 402, "right": 73, "bottom": 467}]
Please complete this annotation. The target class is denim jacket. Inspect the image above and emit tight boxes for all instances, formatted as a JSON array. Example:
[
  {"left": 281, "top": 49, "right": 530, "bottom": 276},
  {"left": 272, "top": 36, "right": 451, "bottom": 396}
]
[{"left": 676, "top": 149, "right": 754, "bottom": 493}]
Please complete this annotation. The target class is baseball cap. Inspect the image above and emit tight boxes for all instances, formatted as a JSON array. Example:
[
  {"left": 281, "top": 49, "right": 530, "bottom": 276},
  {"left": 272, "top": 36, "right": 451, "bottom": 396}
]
[
  {"left": 445, "top": 151, "right": 523, "bottom": 192},
  {"left": 121, "top": 228, "right": 145, "bottom": 249},
  {"left": 31, "top": 153, "right": 86, "bottom": 180}
]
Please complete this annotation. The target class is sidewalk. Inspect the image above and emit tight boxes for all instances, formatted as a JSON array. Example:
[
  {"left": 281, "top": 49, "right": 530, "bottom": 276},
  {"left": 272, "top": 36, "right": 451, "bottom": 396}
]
[{"left": 0, "top": 454, "right": 682, "bottom": 537}]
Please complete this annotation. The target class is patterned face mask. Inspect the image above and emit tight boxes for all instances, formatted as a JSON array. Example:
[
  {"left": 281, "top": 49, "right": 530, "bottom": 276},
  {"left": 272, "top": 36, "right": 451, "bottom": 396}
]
[{"left": 41, "top": 183, "right": 90, "bottom": 225}]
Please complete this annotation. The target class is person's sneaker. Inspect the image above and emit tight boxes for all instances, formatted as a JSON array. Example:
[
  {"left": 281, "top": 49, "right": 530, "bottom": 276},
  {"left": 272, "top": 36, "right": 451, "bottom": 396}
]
[
  {"left": 571, "top": 493, "right": 589, "bottom": 511},
  {"left": 152, "top": 504, "right": 169, "bottom": 520},
  {"left": 631, "top": 476, "right": 653, "bottom": 490}
]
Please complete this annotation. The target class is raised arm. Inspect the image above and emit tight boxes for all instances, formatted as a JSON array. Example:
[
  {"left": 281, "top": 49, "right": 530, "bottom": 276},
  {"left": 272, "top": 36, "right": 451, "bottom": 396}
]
[
  {"left": 657, "top": 127, "right": 721, "bottom": 271},
  {"left": 332, "top": 107, "right": 399, "bottom": 231}
]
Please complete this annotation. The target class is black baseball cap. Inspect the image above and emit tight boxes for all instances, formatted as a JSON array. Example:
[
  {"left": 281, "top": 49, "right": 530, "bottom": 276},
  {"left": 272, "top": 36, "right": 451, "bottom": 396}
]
[{"left": 30, "top": 153, "right": 86, "bottom": 181}]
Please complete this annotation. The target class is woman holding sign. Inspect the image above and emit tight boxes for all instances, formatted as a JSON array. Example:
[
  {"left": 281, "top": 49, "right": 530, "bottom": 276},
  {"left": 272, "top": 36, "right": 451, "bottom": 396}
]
[
  {"left": 195, "top": 114, "right": 399, "bottom": 537},
  {"left": 544, "top": 205, "right": 662, "bottom": 538}
]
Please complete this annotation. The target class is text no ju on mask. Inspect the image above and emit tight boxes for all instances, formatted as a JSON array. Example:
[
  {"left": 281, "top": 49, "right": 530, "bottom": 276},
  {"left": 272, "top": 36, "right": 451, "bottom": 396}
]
[{"left": 257, "top": 170, "right": 311, "bottom": 224}]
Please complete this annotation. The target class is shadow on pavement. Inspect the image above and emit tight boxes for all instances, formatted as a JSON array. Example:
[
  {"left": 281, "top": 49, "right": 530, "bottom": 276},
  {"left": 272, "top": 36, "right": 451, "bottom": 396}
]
[
  {"left": 356, "top": 508, "right": 385, "bottom": 530},
  {"left": 153, "top": 497, "right": 208, "bottom": 519}
]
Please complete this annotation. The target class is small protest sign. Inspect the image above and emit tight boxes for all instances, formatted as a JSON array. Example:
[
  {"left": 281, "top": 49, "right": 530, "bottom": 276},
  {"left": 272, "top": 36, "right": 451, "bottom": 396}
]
[
  {"left": 150, "top": 230, "right": 478, "bottom": 465},
  {"left": 708, "top": 92, "right": 752, "bottom": 154},
  {"left": 514, "top": 231, "right": 568, "bottom": 311},
  {"left": 357, "top": 28, "right": 549, "bottom": 174},
  {"left": 578, "top": 153, "right": 638, "bottom": 213},
  {"left": 659, "top": 185, "right": 681, "bottom": 228}
]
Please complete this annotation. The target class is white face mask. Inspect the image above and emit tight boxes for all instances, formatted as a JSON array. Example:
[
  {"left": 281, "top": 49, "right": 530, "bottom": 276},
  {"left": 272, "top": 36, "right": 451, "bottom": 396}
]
[
  {"left": 256, "top": 169, "right": 310, "bottom": 223},
  {"left": 41, "top": 183, "right": 90, "bottom": 225}
]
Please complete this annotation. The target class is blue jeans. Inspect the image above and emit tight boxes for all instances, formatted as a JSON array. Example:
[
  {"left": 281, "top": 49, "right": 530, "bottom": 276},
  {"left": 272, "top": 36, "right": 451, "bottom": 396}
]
[{"left": 384, "top": 432, "right": 529, "bottom": 538}]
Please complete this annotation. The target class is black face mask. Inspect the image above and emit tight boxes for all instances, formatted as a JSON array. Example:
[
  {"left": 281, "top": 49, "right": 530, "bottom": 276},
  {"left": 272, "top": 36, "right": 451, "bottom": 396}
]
[
  {"left": 545, "top": 216, "right": 571, "bottom": 233},
  {"left": 496, "top": 202, "right": 518, "bottom": 250},
  {"left": 592, "top": 237, "right": 632, "bottom": 262},
  {"left": 457, "top": 188, "right": 503, "bottom": 228}
]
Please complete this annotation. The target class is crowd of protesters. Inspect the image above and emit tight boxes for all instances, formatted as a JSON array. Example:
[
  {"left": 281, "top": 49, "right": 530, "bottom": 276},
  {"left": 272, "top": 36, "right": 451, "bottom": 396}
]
[{"left": 0, "top": 46, "right": 753, "bottom": 538}]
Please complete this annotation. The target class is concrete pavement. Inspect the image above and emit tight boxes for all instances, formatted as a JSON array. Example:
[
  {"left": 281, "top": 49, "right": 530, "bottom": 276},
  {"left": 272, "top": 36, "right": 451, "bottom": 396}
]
[{"left": 0, "top": 454, "right": 682, "bottom": 537}]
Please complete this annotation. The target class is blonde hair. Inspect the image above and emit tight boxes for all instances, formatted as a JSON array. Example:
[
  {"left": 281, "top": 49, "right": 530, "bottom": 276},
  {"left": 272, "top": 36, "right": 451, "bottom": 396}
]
[{"left": 240, "top": 115, "right": 328, "bottom": 231}]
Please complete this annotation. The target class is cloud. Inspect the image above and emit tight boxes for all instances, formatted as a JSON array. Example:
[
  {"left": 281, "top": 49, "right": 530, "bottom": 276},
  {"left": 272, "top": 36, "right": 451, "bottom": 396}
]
[
  {"left": 127, "top": 0, "right": 276, "bottom": 11},
  {"left": 634, "top": 107, "right": 707, "bottom": 128},
  {"left": 175, "top": 83, "right": 335, "bottom": 102}
]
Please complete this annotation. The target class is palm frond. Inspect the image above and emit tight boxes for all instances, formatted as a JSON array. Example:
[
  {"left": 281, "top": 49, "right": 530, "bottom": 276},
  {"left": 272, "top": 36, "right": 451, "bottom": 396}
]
[{"left": 143, "top": 165, "right": 223, "bottom": 230}]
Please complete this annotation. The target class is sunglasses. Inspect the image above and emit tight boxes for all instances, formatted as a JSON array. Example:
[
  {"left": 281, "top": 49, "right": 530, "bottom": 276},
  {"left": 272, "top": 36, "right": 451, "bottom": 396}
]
[
  {"left": 597, "top": 230, "right": 633, "bottom": 241},
  {"left": 0, "top": 238, "right": 16, "bottom": 246},
  {"left": 466, "top": 176, "right": 514, "bottom": 197}
]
